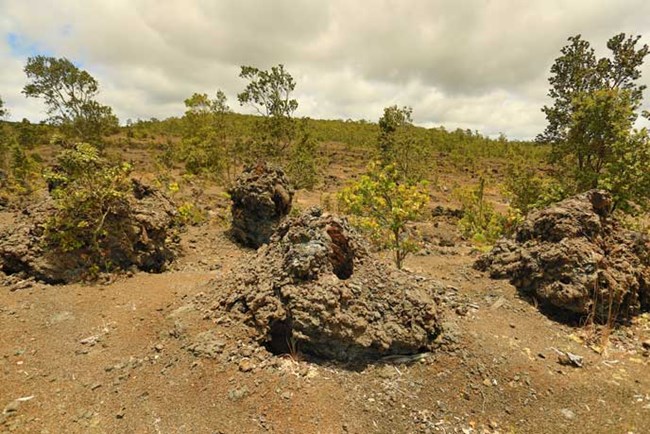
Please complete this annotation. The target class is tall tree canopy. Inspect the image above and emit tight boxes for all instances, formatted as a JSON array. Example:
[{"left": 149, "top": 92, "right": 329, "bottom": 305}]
[
  {"left": 538, "top": 33, "right": 650, "bottom": 211},
  {"left": 237, "top": 64, "right": 298, "bottom": 156},
  {"left": 22, "top": 56, "right": 118, "bottom": 143}
]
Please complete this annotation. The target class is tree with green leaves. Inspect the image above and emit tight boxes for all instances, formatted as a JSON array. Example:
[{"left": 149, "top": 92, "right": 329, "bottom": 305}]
[
  {"left": 237, "top": 64, "right": 298, "bottom": 156},
  {"left": 378, "top": 105, "right": 412, "bottom": 162},
  {"left": 538, "top": 33, "right": 650, "bottom": 212},
  {"left": 377, "top": 105, "right": 432, "bottom": 183},
  {"left": 22, "top": 56, "right": 118, "bottom": 143},
  {"left": 0, "top": 95, "right": 7, "bottom": 119},
  {"left": 338, "top": 162, "right": 429, "bottom": 269},
  {"left": 180, "top": 90, "right": 239, "bottom": 182}
]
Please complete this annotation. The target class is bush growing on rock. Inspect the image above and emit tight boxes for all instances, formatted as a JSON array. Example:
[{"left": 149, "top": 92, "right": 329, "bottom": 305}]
[
  {"left": 0, "top": 143, "right": 178, "bottom": 282},
  {"left": 44, "top": 144, "right": 135, "bottom": 273}
]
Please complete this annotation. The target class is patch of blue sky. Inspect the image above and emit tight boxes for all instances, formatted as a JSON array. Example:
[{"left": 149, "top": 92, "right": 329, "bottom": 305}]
[
  {"left": 5, "top": 30, "right": 86, "bottom": 68},
  {"left": 5, "top": 32, "right": 53, "bottom": 57}
]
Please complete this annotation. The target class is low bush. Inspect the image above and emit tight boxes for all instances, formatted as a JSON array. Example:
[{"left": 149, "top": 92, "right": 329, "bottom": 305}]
[
  {"left": 455, "top": 177, "right": 518, "bottom": 247},
  {"left": 44, "top": 143, "right": 134, "bottom": 275}
]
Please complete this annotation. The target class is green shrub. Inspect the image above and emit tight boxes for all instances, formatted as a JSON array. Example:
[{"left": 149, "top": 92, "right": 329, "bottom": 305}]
[
  {"left": 176, "top": 202, "right": 205, "bottom": 226},
  {"left": 43, "top": 143, "right": 134, "bottom": 275},
  {"left": 286, "top": 133, "right": 322, "bottom": 190},
  {"left": 338, "top": 162, "right": 429, "bottom": 269},
  {"left": 503, "top": 158, "right": 566, "bottom": 214},
  {"left": 455, "top": 177, "right": 517, "bottom": 247}
]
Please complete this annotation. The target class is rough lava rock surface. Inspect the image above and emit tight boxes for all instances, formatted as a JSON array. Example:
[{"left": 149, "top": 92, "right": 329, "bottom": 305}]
[
  {"left": 0, "top": 179, "right": 178, "bottom": 284},
  {"left": 476, "top": 190, "right": 650, "bottom": 321},
  {"left": 205, "top": 207, "right": 443, "bottom": 362},
  {"left": 228, "top": 163, "right": 294, "bottom": 248}
]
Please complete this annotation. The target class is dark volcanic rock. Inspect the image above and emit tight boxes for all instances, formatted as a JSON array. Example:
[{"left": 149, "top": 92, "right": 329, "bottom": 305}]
[
  {"left": 476, "top": 190, "right": 650, "bottom": 321},
  {"left": 0, "top": 179, "right": 178, "bottom": 284},
  {"left": 228, "top": 163, "right": 294, "bottom": 249},
  {"left": 204, "top": 207, "right": 443, "bottom": 362}
]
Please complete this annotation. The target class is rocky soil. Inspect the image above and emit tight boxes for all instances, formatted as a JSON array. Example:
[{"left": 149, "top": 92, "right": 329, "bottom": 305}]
[{"left": 1, "top": 158, "right": 649, "bottom": 433}]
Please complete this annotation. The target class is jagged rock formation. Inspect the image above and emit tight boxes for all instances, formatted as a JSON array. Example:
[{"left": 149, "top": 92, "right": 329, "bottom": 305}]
[
  {"left": 228, "top": 163, "right": 294, "bottom": 248},
  {"left": 204, "top": 207, "right": 443, "bottom": 362},
  {"left": 476, "top": 190, "right": 650, "bottom": 321}
]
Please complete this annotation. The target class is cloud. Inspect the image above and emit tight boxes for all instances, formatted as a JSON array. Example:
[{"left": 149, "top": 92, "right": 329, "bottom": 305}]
[{"left": 1, "top": 0, "right": 650, "bottom": 138}]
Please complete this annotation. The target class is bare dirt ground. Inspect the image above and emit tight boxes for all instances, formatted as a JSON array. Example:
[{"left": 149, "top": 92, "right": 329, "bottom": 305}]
[{"left": 1, "top": 148, "right": 650, "bottom": 433}]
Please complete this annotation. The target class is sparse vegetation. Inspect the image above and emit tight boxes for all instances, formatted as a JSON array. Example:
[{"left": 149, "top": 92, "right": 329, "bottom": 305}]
[
  {"left": 503, "top": 156, "right": 566, "bottom": 214},
  {"left": 286, "top": 131, "right": 322, "bottom": 190},
  {"left": 455, "top": 177, "right": 515, "bottom": 247},
  {"left": 0, "top": 95, "right": 7, "bottom": 118},
  {"left": 1, "top": 18, "right": 650, "bottom": 434}
]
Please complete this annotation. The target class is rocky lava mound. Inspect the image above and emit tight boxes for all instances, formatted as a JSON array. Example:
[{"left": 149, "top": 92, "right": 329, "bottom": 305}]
[
  {"left": 229, "top": 163, "right": 294, "bottom": 248},
  {"left": 0, "top": 180, "right": 178, "bottom": 284},
  {"left": 476, "top": 190, "right": 650, "bottom": 322},
  {"left": 205, "top": 208, "right": 443, "bottom": 362}
]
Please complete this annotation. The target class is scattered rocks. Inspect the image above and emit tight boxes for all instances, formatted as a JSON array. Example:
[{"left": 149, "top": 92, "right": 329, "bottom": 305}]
[
  {"left": 228, "top": 163, "right": 294, "bottom": 248},
  {"left": 552, "top": 348, "right": 584, "bottom": 368},
  {"left": 238, "top": 359, "right": 255, "bottom": 373},
  {"left": 2, "top": 400, "right": 20, "bottom": 415},
  {"left": 202, "top": 207, "right": 443, "bottom": 362},
  {"left": 186, "top": 331, "right": 226, "bottom": 359},
  {"left": 477, "top": 190, "right": 650, "bottom": 321},
  {"left": 228, "top": 386, "right": 250, "bottom": 401},
  {"left": 560, "top": 408, "right": 576, "bottom": 420}
]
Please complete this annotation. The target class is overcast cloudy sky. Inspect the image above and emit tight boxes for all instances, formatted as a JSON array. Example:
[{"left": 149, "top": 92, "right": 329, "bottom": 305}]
[{"left": 2, "top": 0, "right": 650, "bottom": 139}]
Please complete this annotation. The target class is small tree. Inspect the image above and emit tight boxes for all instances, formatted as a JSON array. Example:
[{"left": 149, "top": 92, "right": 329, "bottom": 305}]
[
  {"left": 179, "top": 90, "right": 238, "bottom": 182},
  {"left": 237, "top": 64, "right": 298, "bottom": 156},
  {"left": 338, "top": 162, "right": 429, "bottom": 269},
  {"left": 23, "top": 56, "right": 118, "bottom": 143},
  {"left": 455, "top": 177, "right": 514, "bottom": 247},
  {"left": 378, "top": 105, "right": 412, "bottom": 163},
  {"left": 0, "top": 95, "right": 7, "bottom": 118},
  {"left": 538, "top": 33, "right": 650, "bottom": 211},
  {"left": 286, "top": 131, "right": 321, "bottom": 190},
  {"left": 377, "top": 105, "right": 432, "bottom": 183}
]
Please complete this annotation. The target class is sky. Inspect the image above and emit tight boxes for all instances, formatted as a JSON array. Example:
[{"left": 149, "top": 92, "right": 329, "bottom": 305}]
[{"left": 1, "top": 0, "right": 650, "bottom": 139}]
